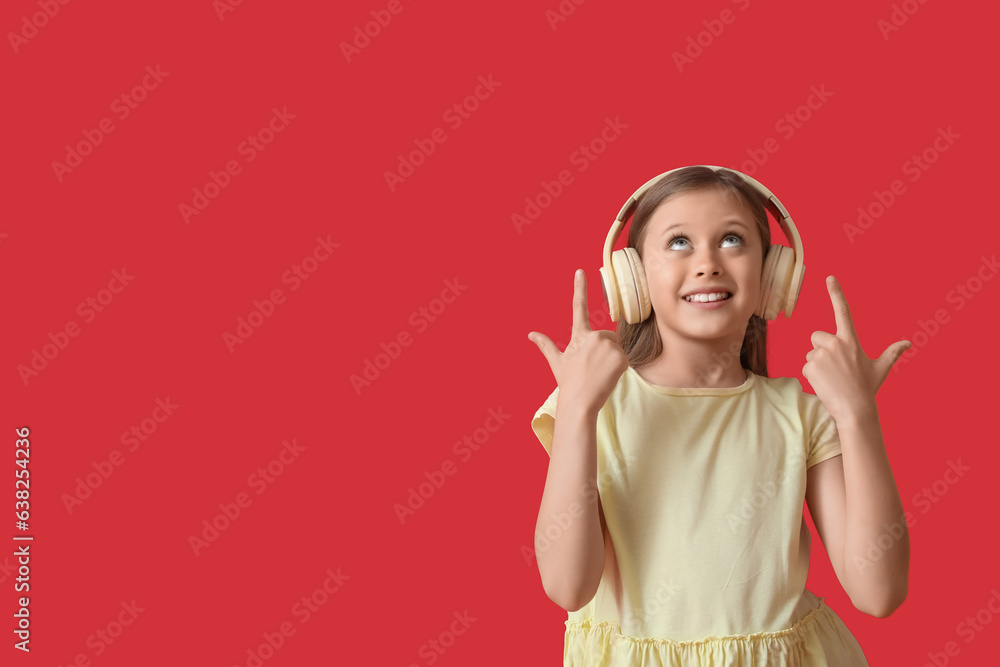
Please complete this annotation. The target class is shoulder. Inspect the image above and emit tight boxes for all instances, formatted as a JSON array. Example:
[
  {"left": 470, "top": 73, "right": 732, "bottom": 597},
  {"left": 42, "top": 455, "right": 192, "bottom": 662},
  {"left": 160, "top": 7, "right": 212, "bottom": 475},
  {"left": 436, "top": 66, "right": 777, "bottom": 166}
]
[
  {"left": 751, "top": 372, "right": 807, "bottom": 405},
  {"left": 754, "top": 373, "right": 837, "bottom": 441},
  {"left": 751, "top": 372, "right": 831, "bottom": 429},
  {"left": 759, "top": 374, "right": 829, "bottom": 417}
]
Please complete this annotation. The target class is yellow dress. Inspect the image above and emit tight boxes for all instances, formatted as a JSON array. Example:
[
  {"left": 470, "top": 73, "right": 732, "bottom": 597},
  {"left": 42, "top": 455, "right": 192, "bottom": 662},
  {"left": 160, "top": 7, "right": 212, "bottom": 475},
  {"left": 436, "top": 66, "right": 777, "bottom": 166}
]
[{"left": 531, "top": 367, "right": 870, "bottom": 666}]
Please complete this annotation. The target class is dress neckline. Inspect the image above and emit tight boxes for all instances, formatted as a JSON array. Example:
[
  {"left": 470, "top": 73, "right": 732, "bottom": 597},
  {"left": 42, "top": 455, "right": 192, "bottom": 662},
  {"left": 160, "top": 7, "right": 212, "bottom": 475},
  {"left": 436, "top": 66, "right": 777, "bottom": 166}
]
[{"left": 627, "top": 366, "right": 755, "bottom": 396}]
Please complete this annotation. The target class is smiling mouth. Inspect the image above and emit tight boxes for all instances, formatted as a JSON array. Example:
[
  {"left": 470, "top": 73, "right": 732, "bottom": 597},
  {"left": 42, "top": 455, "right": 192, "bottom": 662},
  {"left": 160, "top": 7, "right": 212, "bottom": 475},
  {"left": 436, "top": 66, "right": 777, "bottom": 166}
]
[{"left": 683, "top": 292, "right": 732, "bottom": 303}]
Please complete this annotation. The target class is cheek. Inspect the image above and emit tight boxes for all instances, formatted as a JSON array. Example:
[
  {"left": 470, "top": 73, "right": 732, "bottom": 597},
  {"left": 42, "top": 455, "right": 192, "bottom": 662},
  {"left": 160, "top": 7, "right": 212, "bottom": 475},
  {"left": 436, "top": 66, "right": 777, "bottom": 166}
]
[{"left": 739, "top": 261, "right": 763, "bottom": 294}]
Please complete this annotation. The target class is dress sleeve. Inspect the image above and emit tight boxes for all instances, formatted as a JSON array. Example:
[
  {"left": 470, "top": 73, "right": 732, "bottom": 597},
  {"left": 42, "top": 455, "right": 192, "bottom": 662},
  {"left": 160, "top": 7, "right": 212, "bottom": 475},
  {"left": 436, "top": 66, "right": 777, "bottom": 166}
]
[
  {"left": 530, "top": 385, "right": 560, "bottom": 457},
  {"left": 802, "top": 390, "right": 842, "bottom": 469}
]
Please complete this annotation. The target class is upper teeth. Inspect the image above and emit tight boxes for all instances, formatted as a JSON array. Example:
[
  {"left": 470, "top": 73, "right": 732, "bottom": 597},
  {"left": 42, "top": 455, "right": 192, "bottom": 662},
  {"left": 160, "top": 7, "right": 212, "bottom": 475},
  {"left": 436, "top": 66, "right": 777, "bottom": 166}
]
[{"left": 685, "top": 292, "right": 730, "bottom": 302}]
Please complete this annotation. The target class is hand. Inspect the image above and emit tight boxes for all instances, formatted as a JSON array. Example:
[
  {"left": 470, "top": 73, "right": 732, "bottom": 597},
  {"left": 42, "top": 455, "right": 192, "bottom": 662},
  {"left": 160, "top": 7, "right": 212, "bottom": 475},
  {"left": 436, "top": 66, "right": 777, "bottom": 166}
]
[
  {"left": 529, "top": 270, "right": 629, "bottom": 416},
  {"left": 802, "top": 275, "right": 912, "bottom": 423}
]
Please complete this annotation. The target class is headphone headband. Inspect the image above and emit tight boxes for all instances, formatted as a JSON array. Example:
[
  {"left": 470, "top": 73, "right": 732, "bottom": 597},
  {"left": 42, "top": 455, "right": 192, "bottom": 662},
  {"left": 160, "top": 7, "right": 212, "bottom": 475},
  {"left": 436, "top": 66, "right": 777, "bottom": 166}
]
[{"left": 601, "top": 165, "right": 805, "bottom": 322}]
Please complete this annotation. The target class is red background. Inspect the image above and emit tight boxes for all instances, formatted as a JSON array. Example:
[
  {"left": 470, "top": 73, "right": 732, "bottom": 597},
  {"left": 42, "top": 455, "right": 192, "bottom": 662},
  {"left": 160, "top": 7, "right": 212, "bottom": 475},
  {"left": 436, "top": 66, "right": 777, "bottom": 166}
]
[{"left": 3, "top": 0, "right": 998, "bottom": 665}]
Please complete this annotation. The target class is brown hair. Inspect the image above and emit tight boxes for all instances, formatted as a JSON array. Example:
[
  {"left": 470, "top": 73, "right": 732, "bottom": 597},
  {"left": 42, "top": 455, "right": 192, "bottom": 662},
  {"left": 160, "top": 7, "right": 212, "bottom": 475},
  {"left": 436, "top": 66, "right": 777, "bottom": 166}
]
[{"left": 615, "top": 166, "right": 771, "bottom": 379}]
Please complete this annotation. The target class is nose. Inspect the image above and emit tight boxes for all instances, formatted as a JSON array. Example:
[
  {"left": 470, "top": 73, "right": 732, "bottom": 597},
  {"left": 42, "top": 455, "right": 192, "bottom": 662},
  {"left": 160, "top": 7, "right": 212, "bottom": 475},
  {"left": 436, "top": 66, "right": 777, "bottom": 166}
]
[{"left": 693, "top": 246, "right": 724, "bottom": 277}]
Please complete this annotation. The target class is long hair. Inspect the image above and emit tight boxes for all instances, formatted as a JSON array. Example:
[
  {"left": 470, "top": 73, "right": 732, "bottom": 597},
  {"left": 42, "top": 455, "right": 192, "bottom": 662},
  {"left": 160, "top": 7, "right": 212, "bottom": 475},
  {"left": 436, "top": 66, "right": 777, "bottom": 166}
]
[{"left": 615, "top": 166, "right": 771, "bottom": 379}]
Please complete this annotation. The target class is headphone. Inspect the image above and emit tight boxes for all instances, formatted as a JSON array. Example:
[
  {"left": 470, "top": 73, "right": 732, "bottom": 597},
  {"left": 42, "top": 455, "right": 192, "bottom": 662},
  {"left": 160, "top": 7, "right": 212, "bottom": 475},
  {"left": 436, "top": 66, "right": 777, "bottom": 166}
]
[{"left": 599, "top": 165, "right": 805, "bottom": 324}]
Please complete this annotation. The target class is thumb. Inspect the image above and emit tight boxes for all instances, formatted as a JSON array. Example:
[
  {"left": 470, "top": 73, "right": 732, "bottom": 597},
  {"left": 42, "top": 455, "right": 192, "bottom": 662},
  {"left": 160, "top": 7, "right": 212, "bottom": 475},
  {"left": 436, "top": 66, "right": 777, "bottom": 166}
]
[
  {"left": 528, "top": 331, "right": 559, "bottom": 366},
  {"left": 876, "top": 339, "right": 912, "bottom": 379}
]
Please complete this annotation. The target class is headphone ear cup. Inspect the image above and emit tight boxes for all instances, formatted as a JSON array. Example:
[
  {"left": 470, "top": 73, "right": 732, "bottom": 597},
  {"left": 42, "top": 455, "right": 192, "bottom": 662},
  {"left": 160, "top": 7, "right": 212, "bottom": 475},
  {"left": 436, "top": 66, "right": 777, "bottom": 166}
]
[
  {"left": 769, "top": 246, "right": 798, "bottom": 320},
  {"left": 610, "top": 248, "right": 637, "bottom": 324},
  {"left": 599, "top": 265, "right": 620, "bottom": 323},
  {"left": 756, "top": 245, "right": 780, "bottom": 320},
  {"left": 622, "top": 247, "right": 651, "bottom": 324},
  {"left": 610, "top": 248, "right": 644, "bottom": 324},
  {"left": 757, "top": 245, "right": 797, "bottom": 320}
]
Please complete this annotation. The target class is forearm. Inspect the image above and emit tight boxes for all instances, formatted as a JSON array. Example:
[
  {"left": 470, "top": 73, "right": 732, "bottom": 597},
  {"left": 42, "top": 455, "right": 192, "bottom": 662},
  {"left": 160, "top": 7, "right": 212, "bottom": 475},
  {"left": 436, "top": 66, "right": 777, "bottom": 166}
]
[
  {"left": 838, "top": 403, "right": 910, "bottom": 616},
  {"left": 535, "top": 400, "right": 605, "bottom": 612}
]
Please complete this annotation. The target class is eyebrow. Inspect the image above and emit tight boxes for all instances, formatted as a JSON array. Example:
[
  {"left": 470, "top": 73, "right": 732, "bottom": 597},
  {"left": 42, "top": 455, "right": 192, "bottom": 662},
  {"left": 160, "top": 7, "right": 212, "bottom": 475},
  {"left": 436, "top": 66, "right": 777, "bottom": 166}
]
[{"left": 660, "top": 219, "right": 753, "bottom": 237}]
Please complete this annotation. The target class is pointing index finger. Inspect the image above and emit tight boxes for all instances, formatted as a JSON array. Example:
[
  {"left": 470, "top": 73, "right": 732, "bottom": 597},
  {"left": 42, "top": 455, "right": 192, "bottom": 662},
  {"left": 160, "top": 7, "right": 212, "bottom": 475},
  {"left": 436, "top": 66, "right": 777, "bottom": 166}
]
[
  {"left": 827, "top": 275, "right": 856, "bottom": 338},
  {"left": 572, "top": 269, "right": 592, "bottom": 336}
]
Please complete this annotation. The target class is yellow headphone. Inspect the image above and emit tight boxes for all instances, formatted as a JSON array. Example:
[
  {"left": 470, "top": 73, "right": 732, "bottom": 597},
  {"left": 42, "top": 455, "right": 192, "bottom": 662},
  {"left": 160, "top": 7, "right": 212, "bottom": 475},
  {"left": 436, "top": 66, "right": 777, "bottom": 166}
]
[{"left": 599, "top": 165, "right": 805, "bottom": 324}]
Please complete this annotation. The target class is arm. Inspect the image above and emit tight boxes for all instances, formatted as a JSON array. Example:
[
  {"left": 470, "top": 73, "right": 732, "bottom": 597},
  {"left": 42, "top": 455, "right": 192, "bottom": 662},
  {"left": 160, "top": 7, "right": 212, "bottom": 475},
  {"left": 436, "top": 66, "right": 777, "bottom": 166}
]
[
  {"left": 806, "top": 402, "right": 909, "bottom": 617},
  {"left": 528, "top": 269, "right": 627, "bottom": 612},
  {"left": 802, "top": 275, "right": 912, "bottom": 618},
  {"left": 534, "top": 398, "right": 607, "bottom": 612}
]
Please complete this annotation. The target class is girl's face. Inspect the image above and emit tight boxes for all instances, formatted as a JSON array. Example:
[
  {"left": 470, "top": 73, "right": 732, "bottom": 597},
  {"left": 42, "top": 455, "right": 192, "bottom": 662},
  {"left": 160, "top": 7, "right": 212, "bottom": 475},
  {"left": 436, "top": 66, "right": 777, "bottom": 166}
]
[{"left": 640, "top": 186, "right": 764, "bottom": 343}]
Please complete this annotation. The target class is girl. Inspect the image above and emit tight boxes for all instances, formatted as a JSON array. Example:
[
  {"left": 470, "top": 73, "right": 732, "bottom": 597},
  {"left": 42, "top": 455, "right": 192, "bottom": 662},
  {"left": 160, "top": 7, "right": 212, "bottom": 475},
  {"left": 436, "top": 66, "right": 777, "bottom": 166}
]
[{"left": 527, "top": 166, "right": 910, "bottom": 666}]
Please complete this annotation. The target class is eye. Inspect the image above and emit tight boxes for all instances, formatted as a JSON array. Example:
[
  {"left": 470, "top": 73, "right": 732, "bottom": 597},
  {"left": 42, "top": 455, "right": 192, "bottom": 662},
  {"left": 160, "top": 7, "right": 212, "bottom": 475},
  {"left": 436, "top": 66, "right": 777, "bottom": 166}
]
[
  {"left": 666, "top": 230, "right": 747, "bottom": 250},
  {"left": 722, "top": 231, "right": 746, "bottom": 247},
  {"left": 665, "top": 233, "right": 689, "bottom": 250}
]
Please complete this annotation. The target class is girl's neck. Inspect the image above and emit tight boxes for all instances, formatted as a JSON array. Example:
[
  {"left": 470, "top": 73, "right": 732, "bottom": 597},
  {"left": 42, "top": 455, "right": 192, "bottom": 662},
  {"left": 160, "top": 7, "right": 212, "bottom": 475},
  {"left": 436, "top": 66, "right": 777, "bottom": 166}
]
[{"left": 635, "top": 335, "right": 749, "bottom": 389}]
